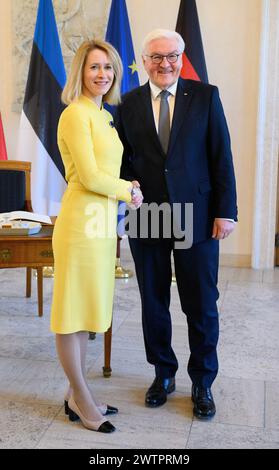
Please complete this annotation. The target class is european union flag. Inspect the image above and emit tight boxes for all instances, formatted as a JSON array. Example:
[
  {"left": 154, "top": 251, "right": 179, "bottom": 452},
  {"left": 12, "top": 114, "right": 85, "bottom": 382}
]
[
  {"left": 105, "top": 0, "right": 139, "bottom": 100},
  {"left": 105, "top": 0, "right": 139, "bottom": 236}
]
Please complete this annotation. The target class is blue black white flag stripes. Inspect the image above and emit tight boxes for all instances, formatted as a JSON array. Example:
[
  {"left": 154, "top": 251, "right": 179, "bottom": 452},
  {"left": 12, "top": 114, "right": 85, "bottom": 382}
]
[
  {"left": 17, "top": 0, "right": 66, "bottom": 215},
  {"left": 105, "top": 0, "right": 139, "bottom": 236}
]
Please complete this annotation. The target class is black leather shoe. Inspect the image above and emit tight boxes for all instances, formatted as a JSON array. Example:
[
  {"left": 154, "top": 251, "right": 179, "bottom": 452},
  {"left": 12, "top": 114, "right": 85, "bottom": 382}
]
[
  {"left": 191, "top": 385, "right": 216, "bottom": 420},
  {"left": 103, "top": 405, "right": 118, "bottom": 415},
  {"left": 145, "top": 377, "right": 175, "bottom": 407}
]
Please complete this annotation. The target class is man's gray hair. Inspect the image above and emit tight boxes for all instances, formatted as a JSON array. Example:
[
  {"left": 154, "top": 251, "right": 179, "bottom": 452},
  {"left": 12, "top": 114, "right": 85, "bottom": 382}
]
[{"left": 142, "top": 29, "right": 185, "bottom": 54}]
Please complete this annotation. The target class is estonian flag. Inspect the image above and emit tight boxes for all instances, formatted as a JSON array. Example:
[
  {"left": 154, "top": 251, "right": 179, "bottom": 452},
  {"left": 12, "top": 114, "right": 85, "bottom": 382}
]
[
  {"left": 17, "top": 0, "right": 67, "bottom": 215},
  {"left": 176, "top": 0, "right": 208, "bottom": 83},
  {"left": 105, "top": 0, "right": 140, "bottom": 236}
]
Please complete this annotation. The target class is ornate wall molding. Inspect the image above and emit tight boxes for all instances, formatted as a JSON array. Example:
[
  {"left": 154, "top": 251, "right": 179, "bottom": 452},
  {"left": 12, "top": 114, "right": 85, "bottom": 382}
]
[{"left": 252, "top": 0, "right": 279, "bottom": 268}]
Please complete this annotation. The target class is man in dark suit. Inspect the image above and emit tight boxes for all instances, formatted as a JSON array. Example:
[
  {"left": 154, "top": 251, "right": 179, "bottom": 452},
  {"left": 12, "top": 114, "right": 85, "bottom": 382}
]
[{"left": 116, "top": 29, "right": 237, "bottom": 419}]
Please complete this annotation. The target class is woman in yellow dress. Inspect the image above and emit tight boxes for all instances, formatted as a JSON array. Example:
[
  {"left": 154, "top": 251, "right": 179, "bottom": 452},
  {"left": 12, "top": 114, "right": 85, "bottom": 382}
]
[{"left": 50, "top": 39, "right": 143, "bottom": 433}]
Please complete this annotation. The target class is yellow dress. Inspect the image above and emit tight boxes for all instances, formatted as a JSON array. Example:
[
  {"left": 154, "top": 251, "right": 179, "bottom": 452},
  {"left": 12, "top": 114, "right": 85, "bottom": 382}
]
[{"left": 50, "top": 95, "right": 132, "bottom": 334}]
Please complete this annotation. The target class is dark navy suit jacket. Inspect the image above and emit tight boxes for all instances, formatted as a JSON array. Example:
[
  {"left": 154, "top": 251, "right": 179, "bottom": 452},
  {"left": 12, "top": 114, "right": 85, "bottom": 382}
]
[{"left": 116, "top": 78, "right": 237, "bottom": 244}]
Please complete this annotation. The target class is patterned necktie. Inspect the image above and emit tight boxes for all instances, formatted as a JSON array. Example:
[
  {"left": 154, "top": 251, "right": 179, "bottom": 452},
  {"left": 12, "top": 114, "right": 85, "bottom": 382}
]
[{"left": 158, "top": 90, "right": 170, "bottom": 154}]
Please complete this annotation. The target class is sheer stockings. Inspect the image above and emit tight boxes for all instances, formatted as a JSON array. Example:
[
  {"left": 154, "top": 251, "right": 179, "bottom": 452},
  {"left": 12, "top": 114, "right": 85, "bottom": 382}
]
[{"left": 56, "top": 332, "right": 102, "bottom": 422}]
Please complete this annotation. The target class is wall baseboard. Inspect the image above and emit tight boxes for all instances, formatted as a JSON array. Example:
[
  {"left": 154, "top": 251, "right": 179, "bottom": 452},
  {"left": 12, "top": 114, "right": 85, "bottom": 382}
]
[
  {"left": 220, "top": 254, "right": 251, "bottom": 267},
  {"left": 121, "top": 242, "right": 252, "bottom": 268}
]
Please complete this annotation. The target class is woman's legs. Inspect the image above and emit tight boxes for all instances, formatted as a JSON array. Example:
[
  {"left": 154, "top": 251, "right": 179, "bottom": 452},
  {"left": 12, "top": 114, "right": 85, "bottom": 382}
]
[
  {"left": 78, "top": 330, "right": 90, "bottom": 380},
  {"left": 78, "top": 332, "right": 110, "bottom": 413},
  {"left": 65, "top": 331, "right": 103, "bottom": 407},
  {"left": 56, "top": 332, "right": 102, "bottom": 421}
]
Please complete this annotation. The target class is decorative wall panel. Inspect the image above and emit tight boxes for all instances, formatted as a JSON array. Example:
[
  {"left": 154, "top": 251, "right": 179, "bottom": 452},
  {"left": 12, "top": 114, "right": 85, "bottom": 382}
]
[{"left": 12, "top": 0, "right": 110, "bottom": 112}]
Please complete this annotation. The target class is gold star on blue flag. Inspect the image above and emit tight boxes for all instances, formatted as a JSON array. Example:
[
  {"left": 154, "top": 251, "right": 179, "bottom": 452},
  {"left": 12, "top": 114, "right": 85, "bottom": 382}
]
[
  {"left": 105, "top": 0, "right": 139, "bottom": 96},
  {"left": 128, "top": 60, "right": 138, "bottom": 75}
]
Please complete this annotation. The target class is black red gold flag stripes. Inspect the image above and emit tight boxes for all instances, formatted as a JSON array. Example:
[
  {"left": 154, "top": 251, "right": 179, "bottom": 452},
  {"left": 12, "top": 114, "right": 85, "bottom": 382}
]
[{"left": 176, "top": 0, "right": 208, "bottom": 83}]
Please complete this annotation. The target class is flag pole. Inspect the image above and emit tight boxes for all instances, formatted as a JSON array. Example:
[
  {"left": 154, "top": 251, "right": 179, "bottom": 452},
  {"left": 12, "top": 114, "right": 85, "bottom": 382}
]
[{"left": 115, "top": 237, "right": 133, "bottom": 278}]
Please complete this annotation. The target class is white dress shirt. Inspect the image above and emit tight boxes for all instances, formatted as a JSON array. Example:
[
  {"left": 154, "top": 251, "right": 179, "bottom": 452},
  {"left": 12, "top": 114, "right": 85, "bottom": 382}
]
[{"left": 149, "top": 81, "right": 178, "bottom": 132}]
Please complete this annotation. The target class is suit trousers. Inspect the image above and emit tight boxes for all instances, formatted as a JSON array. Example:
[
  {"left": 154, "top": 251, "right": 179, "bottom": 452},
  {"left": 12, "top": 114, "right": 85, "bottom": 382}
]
[{"left": 129, "top": 236, "right": 220, "bottom": 388}]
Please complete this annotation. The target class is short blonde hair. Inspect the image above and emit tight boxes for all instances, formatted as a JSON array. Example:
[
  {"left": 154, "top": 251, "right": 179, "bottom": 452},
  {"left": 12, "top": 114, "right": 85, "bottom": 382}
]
[
  {"left": 61, "top": 39, "right": 123, "bottom": 105},
  {"left": 142, "top": 29, "right": 185, "bottom": 55}
]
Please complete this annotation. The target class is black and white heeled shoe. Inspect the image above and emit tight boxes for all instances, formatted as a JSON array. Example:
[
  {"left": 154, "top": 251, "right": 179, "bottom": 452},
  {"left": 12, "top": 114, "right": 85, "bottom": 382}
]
[{"left": 68, "top": 396, "right": 115, "bottom": 433}]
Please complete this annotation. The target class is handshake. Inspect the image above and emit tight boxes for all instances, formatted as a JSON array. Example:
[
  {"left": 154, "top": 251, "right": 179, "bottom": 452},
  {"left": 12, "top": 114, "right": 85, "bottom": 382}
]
[{"left": 128, "top": 180, "right": 144, "bottom": 210}]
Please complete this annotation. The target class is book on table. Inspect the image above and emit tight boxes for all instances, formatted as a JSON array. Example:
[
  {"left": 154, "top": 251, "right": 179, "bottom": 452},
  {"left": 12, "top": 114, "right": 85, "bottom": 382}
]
[
  {"left": 0, "top": 211, "right": 52, "bottom": 225},
  {"left": 0, "top": 211, "right": 52, "bottom": 235}
]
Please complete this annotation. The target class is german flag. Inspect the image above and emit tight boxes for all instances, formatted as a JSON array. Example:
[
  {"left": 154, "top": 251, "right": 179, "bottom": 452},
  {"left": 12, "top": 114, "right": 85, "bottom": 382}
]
[{"left": 176, "top": 0, "right": 208, "bottom": 83}]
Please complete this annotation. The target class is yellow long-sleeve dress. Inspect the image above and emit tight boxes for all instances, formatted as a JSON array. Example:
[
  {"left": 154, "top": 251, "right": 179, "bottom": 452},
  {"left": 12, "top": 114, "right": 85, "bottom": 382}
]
[{"left": 50, "top": 95, "right": 132, "bottom": 334}]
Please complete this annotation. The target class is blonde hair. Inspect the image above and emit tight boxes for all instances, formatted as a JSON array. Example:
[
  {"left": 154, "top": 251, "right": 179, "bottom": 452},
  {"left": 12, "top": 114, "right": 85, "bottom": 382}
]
[
  {"left": 142, "top": 29, "right": 185, "bottom": 55},
  {"left": 61, "top": 39, "right": 123, "bottom": 105}
]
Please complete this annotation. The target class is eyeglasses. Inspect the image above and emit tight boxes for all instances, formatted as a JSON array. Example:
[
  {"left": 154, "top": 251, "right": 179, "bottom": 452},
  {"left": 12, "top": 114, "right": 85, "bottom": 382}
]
[{"left": 145, "top": 53, "right": 182, "bottom": 64}]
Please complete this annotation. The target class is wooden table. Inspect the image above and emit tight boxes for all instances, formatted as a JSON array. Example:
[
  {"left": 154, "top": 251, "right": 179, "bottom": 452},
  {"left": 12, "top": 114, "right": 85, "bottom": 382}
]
[{"left": 0, "top": 225, "right": 54, "bottom": 316}]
